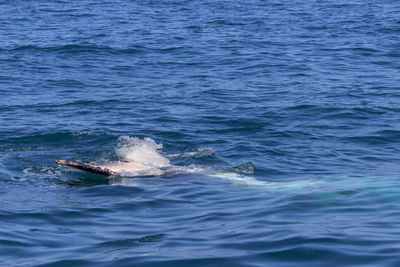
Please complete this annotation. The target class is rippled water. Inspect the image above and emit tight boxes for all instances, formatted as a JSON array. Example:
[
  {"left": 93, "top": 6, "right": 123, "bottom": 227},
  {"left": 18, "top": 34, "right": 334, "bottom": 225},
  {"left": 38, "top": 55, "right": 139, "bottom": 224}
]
[{"left": 2, "top": 1, "right": 400, "bottom": 266}]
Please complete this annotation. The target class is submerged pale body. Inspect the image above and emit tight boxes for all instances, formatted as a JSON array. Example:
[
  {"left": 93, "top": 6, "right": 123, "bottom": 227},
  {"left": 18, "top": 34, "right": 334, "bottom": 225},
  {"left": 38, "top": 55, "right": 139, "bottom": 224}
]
[{"left": 103, "top": 161, "right": 164, "bottom": 176}]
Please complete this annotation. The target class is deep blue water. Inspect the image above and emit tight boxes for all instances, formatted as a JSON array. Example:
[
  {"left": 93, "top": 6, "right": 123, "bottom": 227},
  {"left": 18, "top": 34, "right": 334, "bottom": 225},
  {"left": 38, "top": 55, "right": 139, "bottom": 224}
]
[{"left": 2, "top": 0, "right": 400, "bottom": 266}]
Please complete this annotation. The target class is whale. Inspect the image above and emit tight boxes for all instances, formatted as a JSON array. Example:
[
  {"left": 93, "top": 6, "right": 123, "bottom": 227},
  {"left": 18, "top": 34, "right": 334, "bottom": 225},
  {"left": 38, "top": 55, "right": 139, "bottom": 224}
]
[{"left": 56, "top": 137, "right": 261, "bottom": 187}]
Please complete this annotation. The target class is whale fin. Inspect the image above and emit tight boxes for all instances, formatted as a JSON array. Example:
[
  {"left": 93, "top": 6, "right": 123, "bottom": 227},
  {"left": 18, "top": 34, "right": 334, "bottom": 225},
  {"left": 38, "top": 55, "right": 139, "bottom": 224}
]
[
  {"left": 225, "top": 162, "right": 255, "bottom": 174},
  {"left": 56, "top": 160, "right": 114, "bottom": 176}
]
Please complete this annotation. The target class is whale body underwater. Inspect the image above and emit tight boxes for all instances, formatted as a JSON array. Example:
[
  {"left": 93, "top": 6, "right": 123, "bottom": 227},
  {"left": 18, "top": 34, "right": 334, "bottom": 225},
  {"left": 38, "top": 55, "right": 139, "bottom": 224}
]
[{"left": 56, "top": 158, "right": 391, "bottom": 196}]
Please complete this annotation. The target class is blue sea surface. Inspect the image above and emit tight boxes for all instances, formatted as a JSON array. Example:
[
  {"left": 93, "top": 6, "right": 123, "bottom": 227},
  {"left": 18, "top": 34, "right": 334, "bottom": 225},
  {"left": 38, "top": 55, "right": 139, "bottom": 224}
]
[{"left": 1, "top": 0, "right": 400, "bottom": 266}]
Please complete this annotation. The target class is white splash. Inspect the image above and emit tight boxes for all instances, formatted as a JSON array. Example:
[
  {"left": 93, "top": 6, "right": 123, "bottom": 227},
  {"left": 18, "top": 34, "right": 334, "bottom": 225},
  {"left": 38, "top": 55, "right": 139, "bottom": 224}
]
[
  {"left": 91, "top": 136, "right": 209, "bottom": 177},
  {"left": 115, "top": 136, "right": 171, "bottom": 168}
]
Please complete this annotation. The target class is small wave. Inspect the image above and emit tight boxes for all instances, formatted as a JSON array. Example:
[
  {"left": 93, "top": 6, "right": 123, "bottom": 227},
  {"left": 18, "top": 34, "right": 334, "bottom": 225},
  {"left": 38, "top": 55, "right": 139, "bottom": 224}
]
[
  {"left": 168, "top": 147, "right": 214, "bottom": 159},
  {"left": 39, "top": 8, "right": 79, "bottom": 13},
  {"left": 99, "top": 233, "right": 165, "bottom": 246},
  {"left": 9, "top": 44, "right": 146, "bottom": 56},
  {"left": 345, "top": 135, "right": 393, "bottom": 145},
  {"left": 2, "top": 131, "right": 105, "bottom": 145}
]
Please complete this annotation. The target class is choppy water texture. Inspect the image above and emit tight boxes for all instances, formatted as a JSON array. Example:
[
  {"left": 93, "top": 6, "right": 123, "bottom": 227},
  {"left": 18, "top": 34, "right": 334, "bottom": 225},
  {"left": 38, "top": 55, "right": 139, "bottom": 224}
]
[{"left": 1, "top": 0, "right": 400, "bottom": 266}]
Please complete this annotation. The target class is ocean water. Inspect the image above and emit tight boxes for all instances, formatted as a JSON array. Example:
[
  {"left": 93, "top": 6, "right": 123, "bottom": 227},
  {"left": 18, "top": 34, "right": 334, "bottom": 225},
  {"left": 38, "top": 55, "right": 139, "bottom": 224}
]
[{"left": 1, "top": 0, "right": 400, "bottom": 266}]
